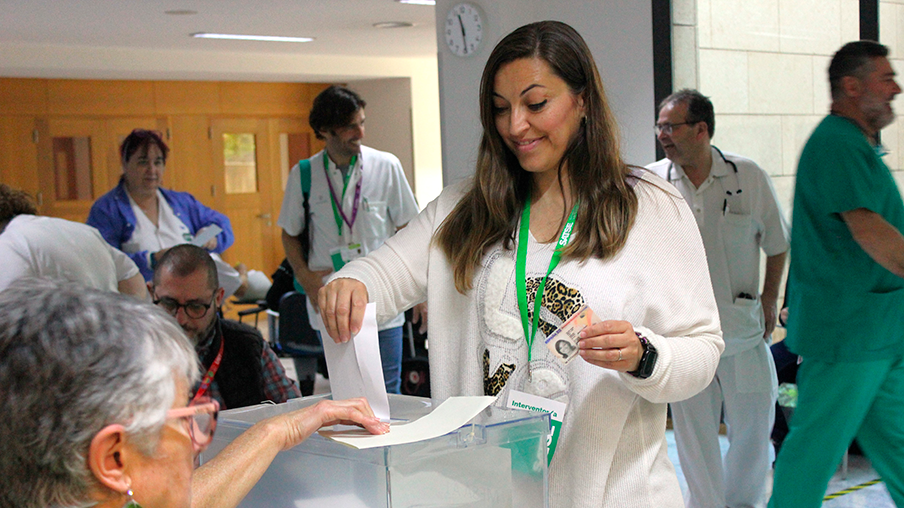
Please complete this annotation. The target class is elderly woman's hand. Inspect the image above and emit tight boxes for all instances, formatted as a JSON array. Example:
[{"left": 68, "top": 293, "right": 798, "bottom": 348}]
[
  {"left": 272, "top": 398, "right": 389, "bottom": 452},
  {"left": 577, "top": 320, "right": 643, "bottom": 372},
  {"left": 318, "top": 278, "right": 369, "bottom": 343}
]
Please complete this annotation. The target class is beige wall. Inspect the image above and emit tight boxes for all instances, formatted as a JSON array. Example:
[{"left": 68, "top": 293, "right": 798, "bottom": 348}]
[
  {"left": 670, "top": 0, "right": 904, "bottom": 301},
  {"left": 433, "top": 0, "right": 656, "bottom": 185},
  {"left": 880, "top": 0, "right": 904, "bottom": 190},
  {"left": 349, "top": 78, "right": 416, "bottom": 188},
  {"left": 672, "top": 0, "right": 904, "bottom": 219}
]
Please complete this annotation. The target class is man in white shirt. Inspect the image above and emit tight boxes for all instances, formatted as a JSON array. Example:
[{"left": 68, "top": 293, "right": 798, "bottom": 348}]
[
  {"left": 278, "top": 86, "right": 420, "bottom": 393},
  {"left": 647, "top": 89, "right": 789, "bottom": 508},
  {"left": 0, "top": 184, "right": 146, "bottom": 298}
]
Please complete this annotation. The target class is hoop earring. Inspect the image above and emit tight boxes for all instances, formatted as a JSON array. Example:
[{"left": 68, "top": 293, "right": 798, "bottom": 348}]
[{"left": 123, "top": 488, "right": 142, "bottom": 508}]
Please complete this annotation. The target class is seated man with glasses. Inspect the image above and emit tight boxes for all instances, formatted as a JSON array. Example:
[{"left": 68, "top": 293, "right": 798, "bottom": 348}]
[{"left": 151, "top": 244, "right": 301, "bottom": 409}]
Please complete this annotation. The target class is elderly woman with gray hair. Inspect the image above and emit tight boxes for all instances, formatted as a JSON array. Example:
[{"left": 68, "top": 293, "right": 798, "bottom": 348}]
[{"left": 0, "top": 279, "right": 387, "bottom": 508}]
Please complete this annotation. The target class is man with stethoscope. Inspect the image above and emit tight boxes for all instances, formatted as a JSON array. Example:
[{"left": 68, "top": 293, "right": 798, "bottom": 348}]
[
  {"left": 278, "top": 86, "right": 420, "bottom": 394},
  {"left": 647, "top": 89, "right": 789, "bottom": 508}
]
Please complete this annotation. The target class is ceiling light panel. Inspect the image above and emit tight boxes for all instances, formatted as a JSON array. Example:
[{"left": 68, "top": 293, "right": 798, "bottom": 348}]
[{"left": 190, "top": 32, "right": 314, "bottom": 43}]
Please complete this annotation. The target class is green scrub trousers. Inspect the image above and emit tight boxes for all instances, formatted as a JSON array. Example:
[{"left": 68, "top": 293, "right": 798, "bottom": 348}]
[{"left": 768, "top": 355, "right": 904, "bottom": 507}]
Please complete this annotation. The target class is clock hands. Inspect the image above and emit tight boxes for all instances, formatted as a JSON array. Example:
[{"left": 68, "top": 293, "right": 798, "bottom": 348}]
[{"left": 458, "top": 14, "right": 468, "bottom": 55}]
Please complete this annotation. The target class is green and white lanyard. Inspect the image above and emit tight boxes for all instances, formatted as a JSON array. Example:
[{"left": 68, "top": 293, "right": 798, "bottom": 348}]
[
  {"left": 324, "top": 152, "right": 360, "bottom": 238},
  {"left": 516, "top": 193, "right": 579, "bottom": 362}
]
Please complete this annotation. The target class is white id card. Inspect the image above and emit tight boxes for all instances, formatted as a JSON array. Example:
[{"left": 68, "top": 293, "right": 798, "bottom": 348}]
[
  {"left": 329, "top": 244, "right": 364, "bottom": 271},
  {"left": 506, "top": 390, "right": 566, "bottom": 465}
]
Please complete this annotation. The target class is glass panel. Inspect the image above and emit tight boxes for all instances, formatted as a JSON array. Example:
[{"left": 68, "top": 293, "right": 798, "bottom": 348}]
[
  {"left": 223, "top": 133, "right": 258, "bottom": 194},
  {"left": 52, "top": 136, "right": 93, "bottom": 201}
]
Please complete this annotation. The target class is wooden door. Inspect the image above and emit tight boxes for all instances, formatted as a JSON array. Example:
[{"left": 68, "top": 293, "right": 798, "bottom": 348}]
[
  {"left": 167, "top": 116, "right": 217, "bottom": 210},
  {"left": 210, "top": 118, "right": 274, "bottom": 275},
  {"left": 266, "top": 117, "right": 321, "bottom": 271},
  {"left": 0, "top": 116, "right": 40, "bottom": 199},
  {"left": 35, "top": 118, "right": 108, "bottom": 222}
]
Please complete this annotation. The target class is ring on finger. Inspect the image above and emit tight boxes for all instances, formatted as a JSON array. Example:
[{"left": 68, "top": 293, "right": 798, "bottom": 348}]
[{"left": 616, "top": 348, "right": 623, "bottom": 362}]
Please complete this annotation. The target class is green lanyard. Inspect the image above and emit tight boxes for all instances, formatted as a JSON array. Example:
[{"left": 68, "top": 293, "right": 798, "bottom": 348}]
[
  {"left": 324, "top": 152, "right": 358, "bottom": 237},
  {"left": 516, "top": 193, "right": 579, "bottom": 362}
]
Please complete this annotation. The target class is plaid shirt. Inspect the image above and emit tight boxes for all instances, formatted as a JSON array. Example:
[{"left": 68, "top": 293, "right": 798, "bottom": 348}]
[{"left": 196, "top": 318, "right": 301, "bottom": 409}]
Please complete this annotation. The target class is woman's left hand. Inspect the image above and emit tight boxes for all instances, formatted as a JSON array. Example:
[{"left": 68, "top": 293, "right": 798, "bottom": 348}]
[
  {"left": 273, "top": 398, "right": 389, "bottom": 452},
  {"left": 578, "top": 320, "right": 642, "bottom": 372}
]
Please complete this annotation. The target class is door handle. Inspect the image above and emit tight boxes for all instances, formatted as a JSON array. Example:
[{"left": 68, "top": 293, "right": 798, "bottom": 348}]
[{"left": 257, "top": 213, "right": 272, "bottom": 226}]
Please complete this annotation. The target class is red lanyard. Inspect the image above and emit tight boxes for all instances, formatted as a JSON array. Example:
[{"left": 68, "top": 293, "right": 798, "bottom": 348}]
[{"left": 193, "top": 338, "right": 224, "bottom": 401}]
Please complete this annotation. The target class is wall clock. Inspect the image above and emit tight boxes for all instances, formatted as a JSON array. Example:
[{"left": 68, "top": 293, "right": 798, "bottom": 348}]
[{"left": 444, "top": 3, "right": 484, "bottom": 57}]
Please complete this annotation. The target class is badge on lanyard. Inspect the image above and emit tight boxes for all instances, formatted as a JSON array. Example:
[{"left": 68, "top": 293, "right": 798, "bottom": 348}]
[
  {"left": 507, "top": 390, "right": 566, "bottom": 465},
  {"left": 329, "top": 244, "right": 364, "bottom": 271},
  {"left": 516, "top": 192, "right": 580, "bottom": 369}
]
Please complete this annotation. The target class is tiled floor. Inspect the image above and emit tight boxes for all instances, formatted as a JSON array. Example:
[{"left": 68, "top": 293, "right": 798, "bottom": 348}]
[{"left": 666, "top": 430, "right": 894, "bottom": 507}]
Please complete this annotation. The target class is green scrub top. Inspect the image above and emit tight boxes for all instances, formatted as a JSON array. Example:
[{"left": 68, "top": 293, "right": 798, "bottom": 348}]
[{"left": 786, "top": 114, "right": 904, "bottom": 361}]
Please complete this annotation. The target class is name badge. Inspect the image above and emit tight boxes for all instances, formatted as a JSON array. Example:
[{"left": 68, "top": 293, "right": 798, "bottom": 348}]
[
  {"left": 506, "top": 390, "right": 566, "bottom": 465},
  {"left": 329, "top": 243, "right": 363, "bottom": 271}
]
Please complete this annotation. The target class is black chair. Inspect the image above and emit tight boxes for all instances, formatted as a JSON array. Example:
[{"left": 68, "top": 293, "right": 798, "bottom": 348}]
[
  {"left": 235, "top": 299, "right": 268, "bottom": 328},
  {"left": 400, "top": 307, "right": 430, "bottom": 397},
  {"left": 275, "top": 291, "right": 325, "bottom": 396}
]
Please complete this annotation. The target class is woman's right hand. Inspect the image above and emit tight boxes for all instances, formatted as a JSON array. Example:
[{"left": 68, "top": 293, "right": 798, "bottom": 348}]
[{"left": 318, "top": 278, "right": 369, "bottom": 343}]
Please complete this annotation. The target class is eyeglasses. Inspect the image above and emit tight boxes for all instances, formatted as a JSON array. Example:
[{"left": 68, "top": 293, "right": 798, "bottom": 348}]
[
  {"left": 153, "top": 293, "right": 217, "bottom": 319},
  {"left": 166, "top": 396, "right": 219, "bottom": 452},
  {"left": 655, "top": 120, "right": 699, "bottom": 135}
]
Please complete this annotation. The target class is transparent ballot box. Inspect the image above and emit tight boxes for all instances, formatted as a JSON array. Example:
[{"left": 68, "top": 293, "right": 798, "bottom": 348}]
[{"left": 201, "top": 394, "right": 549, "bottom": 508}]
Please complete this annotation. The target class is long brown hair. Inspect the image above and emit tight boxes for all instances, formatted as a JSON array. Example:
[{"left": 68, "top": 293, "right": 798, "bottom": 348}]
[{"left": 435, "top": 21, "right": 638, "bottom": 293}]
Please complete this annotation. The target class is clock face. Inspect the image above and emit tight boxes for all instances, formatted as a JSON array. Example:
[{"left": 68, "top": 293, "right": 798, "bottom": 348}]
[{"left": 444, "top": 3, "right": 483, "bottom": 57}]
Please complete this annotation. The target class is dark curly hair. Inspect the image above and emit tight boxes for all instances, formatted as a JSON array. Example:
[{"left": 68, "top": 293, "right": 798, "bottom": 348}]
[
  {"left": 308, "top": 86, "right": 367, "bottom": 140},
  {"left": 0, "top": 184, "right": 37, "bottom": 225}
]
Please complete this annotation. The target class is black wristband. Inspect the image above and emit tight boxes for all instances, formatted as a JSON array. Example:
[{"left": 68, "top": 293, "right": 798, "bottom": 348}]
[{"left": 627, "top": 332, "right": 658, "bottom": 379}]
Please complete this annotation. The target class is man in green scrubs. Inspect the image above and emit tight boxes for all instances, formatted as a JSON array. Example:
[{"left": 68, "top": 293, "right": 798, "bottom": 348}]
[{"left": 769, "top": 40, "right": 904, "bottom": 508}]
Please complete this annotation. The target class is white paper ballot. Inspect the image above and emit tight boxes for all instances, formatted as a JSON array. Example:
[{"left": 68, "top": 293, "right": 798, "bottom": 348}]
[
  {"left": 192, "top": 225, "right": 222, "bottom": 247},
  {"left": 319, "top": 396, "right": 496, "bottom": 450},
  {"left": 320, "top": 303, "right": 391, "bottom": 422}
]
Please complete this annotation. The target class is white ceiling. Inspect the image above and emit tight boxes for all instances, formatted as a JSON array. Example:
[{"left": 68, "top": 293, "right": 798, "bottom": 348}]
[{"left": 0, "top": 0, "right": 438, "bottom": 58}]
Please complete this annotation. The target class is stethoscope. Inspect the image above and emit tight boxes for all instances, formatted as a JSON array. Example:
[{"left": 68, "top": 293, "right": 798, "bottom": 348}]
[{"left": 667, "top": 146, "right": 742, "bottom": 215}]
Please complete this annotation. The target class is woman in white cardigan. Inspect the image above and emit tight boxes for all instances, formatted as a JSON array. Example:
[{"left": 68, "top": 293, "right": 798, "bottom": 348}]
[{"left": 319, "top": 21, "right": 723, "bottom": 508}]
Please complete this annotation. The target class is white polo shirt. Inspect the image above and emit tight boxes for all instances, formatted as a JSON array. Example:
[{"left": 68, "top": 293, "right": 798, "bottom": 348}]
[
  {"left": 647, "top": 147, "right": 789, "bottom": 356},
  {"left": 278, "top": 145, "right": 419, "bottom": 330}
]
